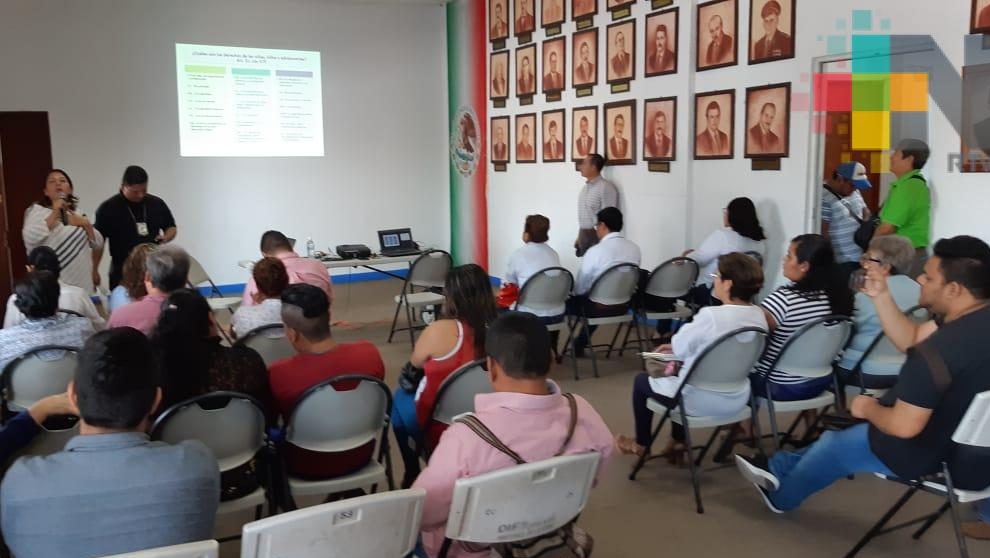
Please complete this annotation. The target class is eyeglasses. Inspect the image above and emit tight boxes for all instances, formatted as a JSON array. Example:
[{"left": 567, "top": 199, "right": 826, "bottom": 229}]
[
  {"left": 860, "top": 255, "right": 883, "bottom": 265},
  {"left": 709, "top": 272, "right": 720, "bottom": 280}
]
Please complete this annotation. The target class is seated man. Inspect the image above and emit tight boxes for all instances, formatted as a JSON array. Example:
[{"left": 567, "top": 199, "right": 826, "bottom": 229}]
[
  {"left": 735, "top": 236, "right": 990, "bottom": 513},
  {"left": 242, "top": 230, "right": 333, "bottom": 307},
  {"left": 568, "top": 206, "right": 641, "bottom": 354},
  {"left": 1, "top": 328, "right": 220, "bottom": 558},
  {"left": 269, "top": 284, "right": 385, "bottom": 479},
  {"left": 3, "top": 246, "right": 104, "bottom": 330},
  {"left": 107, "top": 245, "right": 190, "bottom": 335},
  {"left": 0, "top": 270, "right": 94, "bottom": 371},
  {"left": 413, "top": 312, "right": 614, "bottom": 557}
]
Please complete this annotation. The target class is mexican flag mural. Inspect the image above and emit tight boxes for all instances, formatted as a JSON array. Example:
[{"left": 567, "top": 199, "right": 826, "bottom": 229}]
[{"left": 447, "top": 0, "right": 488, "bottom": 268}]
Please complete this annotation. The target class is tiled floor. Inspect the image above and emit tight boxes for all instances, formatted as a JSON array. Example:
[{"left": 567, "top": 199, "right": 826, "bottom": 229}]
[{"left": 214, "top": 279, "right": 987, "bottom": 557}]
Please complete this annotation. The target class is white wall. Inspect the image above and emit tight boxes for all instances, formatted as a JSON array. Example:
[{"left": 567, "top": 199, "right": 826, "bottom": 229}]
[
  {"left": 488, "top": 0, "right": 989, "bottom": 287},
  {"left": 0, "top": 0, "right": 449, "bottom": 285}
]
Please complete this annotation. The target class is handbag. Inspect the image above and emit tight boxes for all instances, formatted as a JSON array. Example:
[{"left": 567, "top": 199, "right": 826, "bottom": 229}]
[
  {"left": 497, "top": 283, "right": 520, "bottom": 309},
  {"left": 452, "top": 393, "right": 594, "bottom": 558},
  {"left": 398, "top": 361, "right": 425, "bottom": 393}
]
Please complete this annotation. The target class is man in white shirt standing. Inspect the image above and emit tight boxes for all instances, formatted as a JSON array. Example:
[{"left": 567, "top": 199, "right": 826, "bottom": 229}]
[
  {"left": 575, "top": 154, "right": 619, "bottom": 257},
  {"left": 568, "top": 207, "right": 641, "bottom": 355}
]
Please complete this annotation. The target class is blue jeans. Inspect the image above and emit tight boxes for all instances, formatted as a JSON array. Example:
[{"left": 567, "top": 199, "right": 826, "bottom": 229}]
[
  {"left": 978, "top": 500, "right": 990, "bottom": 523},
  {"left": 392, "top": 388, "right": 424, "bottom": 487},
  {"left": 767, "top": 423, "right": 893, "bottom": 511}
]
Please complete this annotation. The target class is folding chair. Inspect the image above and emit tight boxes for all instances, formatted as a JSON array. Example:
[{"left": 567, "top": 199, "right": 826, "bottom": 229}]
[
  {"left": 151, "top": 392, "right": 273, "bottom": 540},
  {"left": 843, "top": 305, "right": 931, "bottom": 403},
  {"left": 2, "top": 345, "right": 78, "bottom": 415},
  {"left": 7, "top": 415, "right": 79, "bottom": 462},
  {"left": 100, "top": 540, "right": 218, "bottom": 558},
  {"left": 438, "top": 453, "right": 601, "bottom": 558},
  {"left": 187, "top": 255, "right": 242, "bottom": 313},
  {"left": 234, "top": 324, "right": 295, "bottom": 367},
  {"left": 845, "top": 391, "right": 990, "bottom": 558},
  {"left": 283, "top": 375, "right": 394, "bottom": 509},
  {"left": 388, "top": 250, "right": 452, "bottom": 347},
  {"left": 516, "top": 267, "right": 573, "bottom": 356},
  {"left": 754, "top": 315, "right": 853, "bottom": 448},
  {"left": 561, "top": 263, "right": 642, "bottom": 379},
  {"left": 424, "top": 359, "right": 491, "bottom": 459},
  {"left": 618, "top": 257, "right": 699, "bottom": 356},
  {"left": 628, "top": 327, "right": 768, "bottom": 514},
  {"left": 240, "top": 488, "right": 425, "bottom": 558}
]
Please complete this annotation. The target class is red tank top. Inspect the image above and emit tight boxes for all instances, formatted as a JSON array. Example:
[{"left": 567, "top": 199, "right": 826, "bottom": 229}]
[{"left": 415, "top": 321, "right": 478, "bottom": 449}]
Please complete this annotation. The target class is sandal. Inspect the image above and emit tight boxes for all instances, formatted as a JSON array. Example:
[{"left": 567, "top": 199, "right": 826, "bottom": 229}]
[{"left": 615, "top": 435, "right": 647, "bottom": 457}]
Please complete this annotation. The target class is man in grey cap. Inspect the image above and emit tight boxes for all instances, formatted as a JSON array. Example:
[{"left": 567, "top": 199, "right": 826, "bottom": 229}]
[{"left": 822, "top": 161, "right": 872, "bottom": 280}]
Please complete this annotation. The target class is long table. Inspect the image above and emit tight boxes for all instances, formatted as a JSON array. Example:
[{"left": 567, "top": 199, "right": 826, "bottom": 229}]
[{"left": 321, "top": 253, "right": 420, "bottom": 280}]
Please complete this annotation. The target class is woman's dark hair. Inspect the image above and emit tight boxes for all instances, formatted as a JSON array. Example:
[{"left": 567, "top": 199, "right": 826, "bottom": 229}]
[
  {"left": 524, "top": 215, "right": 550, "bottom": 243},
  {"left": 121, "top": 243, "right": 157, "bottom": 300},
  {"left": 40, "top": 169, "right": 73, "bottom": 208},
  {"left": 14, "top": 270, "right": 60, "bottom": 319},
  {"left": 150, "top": 289, "right": 213, "bottom": 407},
  {"left": 789, "top": 234, "right": 854, "bottom": 316},
  {"left": 442, "top": 264, "right": 498, "bottom": 357},
  {"left": 27, "top": 246, "right": 61, "bottom": 278},
  {"left": 718, "top": 253, "right": 764, "bottom": 302},
  {"left": 726, "top": 197, "right": 766, "bottom": 242}
]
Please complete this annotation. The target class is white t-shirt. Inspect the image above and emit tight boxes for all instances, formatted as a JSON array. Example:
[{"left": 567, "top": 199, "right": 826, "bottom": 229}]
[
  {"left": 691, "top": 228, "right": 765, "bottom": 285},
  {"left": 504, "top": 242, "right": 562, "bottom": 317},
  {"left": 3, "top": 280, "right": 105, "bottom": 331},
  {"left": 650, "top": 304, "right": 767, "bottom": 417}
]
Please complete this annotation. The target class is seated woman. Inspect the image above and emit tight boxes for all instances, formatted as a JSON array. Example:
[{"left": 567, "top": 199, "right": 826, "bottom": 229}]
[
  {"left": 616, "top": 253, "right": 767, "bottom": 461},
  {"left": 752, "top": 234, "right": 854, "bottom": 401},
  {"left": 501, "top": 214, "right": 562, "bottom": 321},
  {"left": 836, "top": 235, "right": 919, "bottom": 389},
  {"left": 391, "top": 264, "right": 497, "bottom": 487},
  {"left": 108, "top": 243, "right": 157, "bottom": 313},
  {"left": 231, "top": 257, "right": 289, "bottom": 338}
]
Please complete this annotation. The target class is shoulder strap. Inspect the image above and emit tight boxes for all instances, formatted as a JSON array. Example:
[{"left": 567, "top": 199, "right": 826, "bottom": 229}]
[
  {"left": 913, "top": 340, "right": 952, "bottom": 393},
  {"left": 555, "top": 393, "right": 579, "bottom": 457}
]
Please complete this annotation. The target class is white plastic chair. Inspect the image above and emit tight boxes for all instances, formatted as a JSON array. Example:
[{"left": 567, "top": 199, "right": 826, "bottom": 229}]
[
  {"left": 239, "top": 488, "right": 425, "bottom": 558},
  {"left": 283, "top": 375, "right": 394, "bottom": 508},
  {"left": 562, "top": 263, "right": 642, "bottom": 380},
  {"left": 100, "top": 540, "right": 218, "bottom": 558},
  {"left": 847, "top": 391, "right": 990, "bottom": 558},
  {"left": 846, "top": 305, "right": 931, "bottom": 399},
  {"left": 438, "top": 452, "right": 601, "bottom": 558},
  {"left": 629, "top": 327, "right": 768, "bottom": 514},
  {"left": 2, "top": 345, "right": 78, "bottom": 413},
  {"left": 754, "top": 315, "right": 853, "bottom": 448},
  {"left": 151, "top": 392, "right": 271, "bottom": 535},
  {"left": 388, "top": 250, "right": 452, "bottom": 347},
  {"left": 421, "top": 360, "right": 491, "bottom": 459},
  {"left": 9, "top": 416, "right": 80, "bottom": 460},
  {"left": 641, "top": 257, "right": 699, "bottom": 321},
  {"left": 515, "top": 267, "right": 573, "bottom": 332},
  {"left": 187, "top": 254, "right": 242, "bottom": 313},
  {"left": 235, "top": 324, "right": 295, "bottom": 367}
]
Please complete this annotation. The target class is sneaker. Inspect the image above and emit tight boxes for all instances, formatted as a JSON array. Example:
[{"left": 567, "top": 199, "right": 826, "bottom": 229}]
[
  {"left": 961, "top": 520, "right": 990, "bottom": 540},
  {"left": 754, "top": 484, "right": 784, "bottom": 514},
  {"left": 735, "top": 454, "right": 780, "bottom": 491}
]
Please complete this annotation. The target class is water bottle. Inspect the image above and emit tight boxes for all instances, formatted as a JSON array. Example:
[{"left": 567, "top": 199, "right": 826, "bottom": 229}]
[{"left": 306, "top": 237, "right": 315, "bottom": 258}]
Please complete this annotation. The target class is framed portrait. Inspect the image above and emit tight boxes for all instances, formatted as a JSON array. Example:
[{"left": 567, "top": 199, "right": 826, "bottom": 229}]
[
  {"left": 744, "top": 83, "right": 790, "bottom": 158},
  {"left": 491, "top": 116, "right": 511, "bottom": 163},
  {"left": 490, "top": 51, "right": 510, "bottom": 100},
  {"left": 604, "top": 100, "right": 636, "bottom": 165},
  {"left": 607, "top": 0, "right": 636, "bottom": 12},
  {"left": 961, "top": 64, "right": 990, "bottom": 171},
  {"left": 542, "top": 38, "right": 566, "bottom": 93},
  {"left": 490, "top": 0, "right": 510, "bottom": 42},
  {"left": 973, "top": 0, "right": 990, "bottom": 34},
  {"left": 749, "top": 0, "right": 795, "bottom": 64},
  {"left": 515, "top": 113, "right": 538, "bottom": 163},
  {"left": 645, "top": 8, "right": 679, "bottom": 78},
  {"left": 515, "top": 0, "right": 537, "bottom": 35},
  {"left": 542, "top": 110, "right": 567, "bottom": 162},
  {"left": 606, "top": 21, "right": 636, "bottom": 84},
  {"left": 694, "top": 89, "right": 735, "bottom": 160},
  {"left": 572, "top": 0, "right": 597, "bottom": 21},
  {"left": 696, "top": 0, "right": 738, "bottom": 72},
  {"left": 516, "top": 44, "right": 538, "bottom": 97},
  {"left": 542, "top": 0, "right": 566, "bottom": 27},
  {"left": 643, "top": 96, "right": 676, "bottom": 162},
  {"left": 572, "top": 106, "right": 598, "bottom": 161},
  {"left": 572, "top": 29, "right": 599, "bottom": 88}
]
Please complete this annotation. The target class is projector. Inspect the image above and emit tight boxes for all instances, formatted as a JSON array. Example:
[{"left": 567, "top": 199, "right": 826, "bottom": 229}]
[{"left": 335, "top": 244, "right": 372, "bottom": 259}]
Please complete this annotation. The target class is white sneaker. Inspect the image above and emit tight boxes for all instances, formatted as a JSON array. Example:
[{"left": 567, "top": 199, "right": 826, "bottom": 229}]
[{"left": 735, "top": 454, "right": 780, "bottom": 491}]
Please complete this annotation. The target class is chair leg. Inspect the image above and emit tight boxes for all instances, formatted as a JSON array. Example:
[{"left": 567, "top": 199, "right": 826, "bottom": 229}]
[
  {"left": 681, "top": 413, "right": 704, "bottom": 514},
  {"left": 633, "top": 317, "right": 646, "bottom": 370},
  {"left": 695, "top": 426, "right": 722, "bottom": 467},
  {"left": 942, "top": 465, "right": 970, "bottom": 558},
  {"left": 617, "top": 320, "right": 633, "bottom": 357},
  {"left": 844, "top": 485, "right": 920, "bottom": 558},
  {"left": 766, "top": 391, "right": 781, "bottom": 450},
  {"left": 606, "top": 323, "right": 623, "bottom": 359},
  {"left": 750, "top": 398, "right": 766, "bottom": 458},
  {"left": 629, "top": 409, "right": 671, "bottom": 480},
  {"left": 912, "top": 502, "right": 950, "bottom": 540},
  {"left": 585, "top": 318, "right": 600, "bottom": 378},
  {"left": 404, "top": 296, "right": 416, "bottom": 348},
  {"left": 779, "top": 410, "right": 806, "bottom": 448},
  {"left": 387, "top": 296, "right": 403, "bottom": 343}
]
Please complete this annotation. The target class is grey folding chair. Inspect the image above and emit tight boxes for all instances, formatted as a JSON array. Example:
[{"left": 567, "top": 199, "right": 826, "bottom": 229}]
[
  {"left": 8, "top": 416, "right": 80, "bottom": 462},
  {"left": 629, "top": 327, "right": 768, "bottom": 514},
  {"left": 845, "top": 305, "right": 931, "bottom": 401},
  {"left": 561, "top": 263, "right": 642, "bottom": 380},
  {"left": 754, "top": 315, "right": 853, "bottom": 448},
  {"left": 235, "top": 324, "right": 295, "bottom": 367},
  {"left": 846, "top": 390, "right": 990, "bottom": 558},
  {"left": 151, "top": 392, "right": 271, "bottom": 540},
  {"left": 618, "top": 257, "right": 700, "bottom": 356},
  {"left": 187, "top": 254, "right": 242, "bottom": 313},
  {"left": 421, "top": 359, "right": 492, "bottom": 459},
  {"left": 388, "top": 250, "right": 452, "bottom": 347},
  {"left": 515, "top": 267, "right": 573, "bottom": 329},
  {"left": 100, "top": 540, "right": 219, "bottom": 558},
  {"left": 283, "top": 375, "right": 394, "bottom": 509},
  {"left": 240, "top": 488, "right": 425, "bottom": 558},
  {"left": 2, "top": 345, "right": 78, "bottom": 414}
]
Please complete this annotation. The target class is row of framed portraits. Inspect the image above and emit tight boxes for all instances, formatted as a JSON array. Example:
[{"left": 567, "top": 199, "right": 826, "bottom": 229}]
[
  {"left": 491, "top": 0, "right": 794, "bottom": 100},
  {"left": 490, "top": 82, "right": 790, "bottom": 164}
]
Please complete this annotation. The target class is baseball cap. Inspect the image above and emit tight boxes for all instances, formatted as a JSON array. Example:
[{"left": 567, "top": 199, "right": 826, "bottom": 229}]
[{"left": 836, "top": 161, "right": 872, "bottom": 190}]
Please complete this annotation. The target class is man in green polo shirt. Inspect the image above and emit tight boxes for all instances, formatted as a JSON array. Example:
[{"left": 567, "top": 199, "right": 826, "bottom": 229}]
[{"left": 875, "top": 138, "right": 931, "bottom": 277}]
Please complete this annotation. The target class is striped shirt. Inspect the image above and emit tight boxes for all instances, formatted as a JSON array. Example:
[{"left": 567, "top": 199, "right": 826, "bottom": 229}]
[
  {"left": 22, "top": 204, "right": 104, "bottom": 294},
  {"left": 753, "top": 286, "right": 832, "bottom": 384},
  {"left": 821, "top": 188, "right": 866, "bottom": 264},
  {"left": 577, "top": 176, "right": 619, "bottom": 229}
]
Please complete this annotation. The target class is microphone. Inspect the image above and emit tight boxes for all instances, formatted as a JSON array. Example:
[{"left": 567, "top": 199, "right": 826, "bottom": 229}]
[{"left": 58, "top": 192, "right": 69, "bottom": 226}]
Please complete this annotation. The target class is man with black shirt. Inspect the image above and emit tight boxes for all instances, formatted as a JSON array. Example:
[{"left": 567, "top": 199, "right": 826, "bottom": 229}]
[
  {"left": 95, "top": 166, "right": 177, "bottom": 289},
  {"left": 735, "top": 235, "right": 990, "bottom": 512}
]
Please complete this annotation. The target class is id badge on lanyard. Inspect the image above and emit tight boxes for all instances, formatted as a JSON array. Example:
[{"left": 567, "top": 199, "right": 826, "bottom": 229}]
[{"left": 136, "top": 222, "right": 149, "bottom": 237}]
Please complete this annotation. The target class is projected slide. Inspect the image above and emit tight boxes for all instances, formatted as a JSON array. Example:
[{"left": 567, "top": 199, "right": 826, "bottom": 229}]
[{"left": 176, "top": 43, "right": 324, "bottom": 157}]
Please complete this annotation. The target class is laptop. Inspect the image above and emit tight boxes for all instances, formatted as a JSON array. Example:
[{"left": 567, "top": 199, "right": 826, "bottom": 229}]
[{"left": 378, "top": 228, "right": 421, "bottom": 257}]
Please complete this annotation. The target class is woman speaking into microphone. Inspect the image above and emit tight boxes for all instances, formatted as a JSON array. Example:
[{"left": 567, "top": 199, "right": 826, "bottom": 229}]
[{"left": 21, "top": 169, "right": 104, "bottom": 293}]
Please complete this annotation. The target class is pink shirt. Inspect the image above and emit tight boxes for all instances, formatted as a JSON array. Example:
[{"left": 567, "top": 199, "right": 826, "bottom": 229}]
[
  {"left": 241, "top": 252, "right": 334, "bottom": 307},
  {"left": 412, "top": 386, "right": 614, "bottom": 558},
  {"left": 106, "top": 293, "right": 168, "bottom": 336}
]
